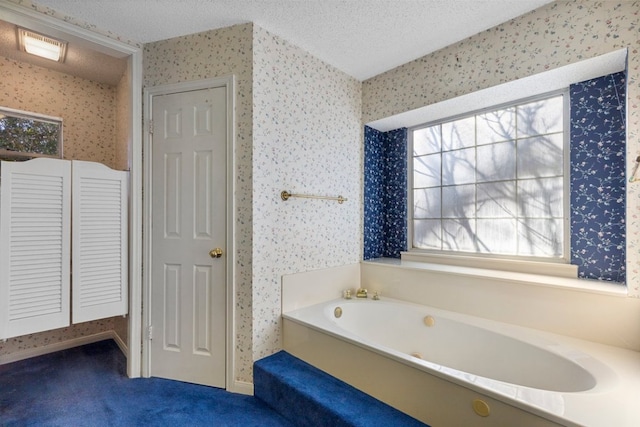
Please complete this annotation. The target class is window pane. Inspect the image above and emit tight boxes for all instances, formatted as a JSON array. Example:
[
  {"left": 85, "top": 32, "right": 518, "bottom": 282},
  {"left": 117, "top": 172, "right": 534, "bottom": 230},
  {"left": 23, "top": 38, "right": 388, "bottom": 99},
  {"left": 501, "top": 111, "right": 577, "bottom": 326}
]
[
  {"left": 477, "top": 107, "right": 515, "bottom": 145},
  {"left": 517, "top": 96, "right": 563, "bottom": 137},
  {"left": 443, "top": 184, "right": 475, "bottom": 218},
  {"left": 477, "top": 219, "right": 517, "bottom": 254},
  {"left": 477, "top": 182, "right": 516, "bottom": 218},
  {"left": 517, "top": 177, "right": 563, "bottom": 218},
  {"left": 413, "top": 154, "right": 441, "bottom": 188},
  {"left": 517, "top": 133, "right": 563, "bottom": 179},
  {"left": 414, "top": 126, "right": 440, "bottom": 156},
  {"left": 517, "top": 218, "right": 563, "bottom": 257},
  {"left": 414, "top": 188, "right": 441, "bottom": 219},
  {"left": 442, "top": 117, "right": 475, "bottom": 151},
  {"left": 442, "top": 147, "right": 475, "bottom": 185},
  {"left": 442, "top": 219, "right": 476, "bottom": 252},
  {"left": 0, "top": 114, "right": 61, "bottom": 157},
  {"left": 414, "top": 219, "right": 441, "bottom": 249},
  {"left": 409, "top": 92, "right": 565, "bottom": 260},
  {"left": 477, "top": 141, "right": 516, "bottom": 182}
]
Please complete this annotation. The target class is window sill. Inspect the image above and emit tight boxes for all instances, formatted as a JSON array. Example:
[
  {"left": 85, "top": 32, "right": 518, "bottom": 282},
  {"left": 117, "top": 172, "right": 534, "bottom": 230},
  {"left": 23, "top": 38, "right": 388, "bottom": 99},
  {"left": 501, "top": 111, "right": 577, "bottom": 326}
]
[
  {"left": 402, "top": 251, "right": 578, "bottom": 278},
  {"left": 364, "top": 256, "right": 627, "bottom": 298}
]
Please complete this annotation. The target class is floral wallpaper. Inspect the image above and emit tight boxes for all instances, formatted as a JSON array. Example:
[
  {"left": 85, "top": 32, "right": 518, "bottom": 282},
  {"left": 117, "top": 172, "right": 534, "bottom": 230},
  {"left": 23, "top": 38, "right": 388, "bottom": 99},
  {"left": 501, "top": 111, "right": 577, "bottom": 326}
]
[
  {"left": 252, "top": 26, "right": 362, "bottom": 361},
  {"left": 115, "top": 65, "right": 132, "bottom": 172},
  {"left": 363, "top": 0, "right": 640, "bottom": 297},
  {"left": 0, "top": 56, "right": 117, "bottom": 168},
  {"left": 570, "top": 71, "right": 626, "bottom": 282},
  {"left": 364, "top": 126, "right": 385, "bottom": 259},
  {"left": 364, "top": 126, "right": 406, "bottom": 259}
]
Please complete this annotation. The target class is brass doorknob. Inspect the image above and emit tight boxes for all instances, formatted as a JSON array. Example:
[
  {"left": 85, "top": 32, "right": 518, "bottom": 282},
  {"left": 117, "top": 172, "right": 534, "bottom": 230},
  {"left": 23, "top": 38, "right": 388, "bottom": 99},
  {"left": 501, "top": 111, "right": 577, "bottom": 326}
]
[{"left": 209, "top": 248, "right": 223, "bottom": 258}]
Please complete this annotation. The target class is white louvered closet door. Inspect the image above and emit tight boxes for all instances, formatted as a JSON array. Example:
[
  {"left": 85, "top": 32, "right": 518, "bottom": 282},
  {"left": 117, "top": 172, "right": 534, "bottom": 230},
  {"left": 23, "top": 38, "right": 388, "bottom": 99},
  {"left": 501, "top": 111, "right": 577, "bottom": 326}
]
[
  {"left": 71, "top": 160, "right": 128, "bottom": 324},
  {"left": 0, "top": 158, "right": 71, "bottom": 340}
]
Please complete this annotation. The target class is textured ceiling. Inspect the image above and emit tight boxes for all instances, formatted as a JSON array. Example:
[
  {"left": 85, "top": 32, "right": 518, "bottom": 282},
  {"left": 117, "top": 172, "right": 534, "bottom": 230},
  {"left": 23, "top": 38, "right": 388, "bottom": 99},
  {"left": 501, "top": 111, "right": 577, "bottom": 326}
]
[{"left": 29, "top": 0, "right": 553, "bottom": 81}]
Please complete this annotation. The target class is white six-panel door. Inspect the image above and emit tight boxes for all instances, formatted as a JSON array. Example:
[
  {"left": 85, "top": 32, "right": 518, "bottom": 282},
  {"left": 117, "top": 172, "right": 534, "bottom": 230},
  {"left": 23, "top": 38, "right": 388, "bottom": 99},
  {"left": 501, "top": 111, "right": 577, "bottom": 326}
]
[{"left": 150, "top": 86, "right": 227, "bottom": 387}]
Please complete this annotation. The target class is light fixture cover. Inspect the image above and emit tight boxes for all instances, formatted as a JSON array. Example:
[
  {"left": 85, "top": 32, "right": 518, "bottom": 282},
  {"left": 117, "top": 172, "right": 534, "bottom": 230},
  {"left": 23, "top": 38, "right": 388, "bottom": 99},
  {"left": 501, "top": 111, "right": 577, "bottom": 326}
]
[{"left": 17, "top": 27, "right": 67, "bottom": 63}]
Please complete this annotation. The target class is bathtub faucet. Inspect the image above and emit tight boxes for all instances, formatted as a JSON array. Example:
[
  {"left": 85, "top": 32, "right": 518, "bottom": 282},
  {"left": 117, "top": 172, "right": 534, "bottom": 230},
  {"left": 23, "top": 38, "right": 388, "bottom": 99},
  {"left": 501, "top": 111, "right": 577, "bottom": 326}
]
[{"left": 356, "top": 288, "right": 368, "bottom": 298}]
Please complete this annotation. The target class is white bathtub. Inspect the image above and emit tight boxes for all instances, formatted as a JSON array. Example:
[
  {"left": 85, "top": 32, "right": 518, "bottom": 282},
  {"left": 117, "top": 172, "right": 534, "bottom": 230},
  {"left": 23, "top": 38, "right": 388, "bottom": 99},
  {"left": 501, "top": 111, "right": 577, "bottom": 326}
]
[{"left": 283, "top": 297, "right": 640, "bottom": 426}]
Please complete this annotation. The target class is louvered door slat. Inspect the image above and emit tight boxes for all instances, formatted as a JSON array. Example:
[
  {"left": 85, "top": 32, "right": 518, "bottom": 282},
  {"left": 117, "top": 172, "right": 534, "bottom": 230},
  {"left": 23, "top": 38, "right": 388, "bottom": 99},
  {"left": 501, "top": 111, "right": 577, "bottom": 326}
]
[
  {"left": 0, "top": 158, "right": 71, "bottom": 340},
  {"left": 72, "top": 160, "right": 128, "bottom": 324}
]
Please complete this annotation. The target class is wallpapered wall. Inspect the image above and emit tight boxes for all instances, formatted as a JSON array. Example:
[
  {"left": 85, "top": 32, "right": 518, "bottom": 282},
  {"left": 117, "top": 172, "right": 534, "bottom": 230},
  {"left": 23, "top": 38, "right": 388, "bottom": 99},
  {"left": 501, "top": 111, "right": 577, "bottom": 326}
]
[
  {"left": 143, "top": 23, "right": 255, "bottom": 383},
  {"left": 363, "top": 0, "right": 640, "bottom": 297},
  {"left": 364, "top": 126, "right": 406, "bottom": 259},
  {"left": 0, "top": 55, "right": 121, "bottom": 357},
  {"left": 0, "top": 57, "right": 118, "bottom": 167},
  {"left": 144, "top": 23, "right": 362, "bottom": 382},
  {"left": 252, "top": 26, "right": 362, "bottom": 361}
]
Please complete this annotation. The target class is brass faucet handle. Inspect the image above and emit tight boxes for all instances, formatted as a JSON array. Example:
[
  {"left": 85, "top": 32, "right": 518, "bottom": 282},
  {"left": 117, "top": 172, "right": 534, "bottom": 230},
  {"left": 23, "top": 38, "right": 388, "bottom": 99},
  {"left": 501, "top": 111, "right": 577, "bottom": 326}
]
[
  {"left": 343, "top": 289, "right": 352, "bottom": 299},
  {"left": 356, "top": 288, "right": 368, "bottom": 298}
]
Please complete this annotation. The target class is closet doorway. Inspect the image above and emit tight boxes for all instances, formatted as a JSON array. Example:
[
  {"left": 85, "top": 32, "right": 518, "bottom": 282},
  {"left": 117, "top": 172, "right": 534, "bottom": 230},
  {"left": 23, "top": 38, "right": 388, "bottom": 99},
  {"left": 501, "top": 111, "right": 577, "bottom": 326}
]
[
  {"left": 144, "top": 77, "right": 234, "bottom": 388},
  {"left": 0, "top": 2, "right": 143, "bottom": 379}
]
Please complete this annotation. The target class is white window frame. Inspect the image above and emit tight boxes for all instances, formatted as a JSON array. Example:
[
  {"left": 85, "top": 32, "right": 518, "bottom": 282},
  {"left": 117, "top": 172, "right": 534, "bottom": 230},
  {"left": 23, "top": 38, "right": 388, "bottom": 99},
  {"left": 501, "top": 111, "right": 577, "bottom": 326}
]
[
  {"left": 407, "top": 89, "right": 571, "bottom": 265},
  {"left": 0, "top": 106, "right": 63, "bottom": 160}
]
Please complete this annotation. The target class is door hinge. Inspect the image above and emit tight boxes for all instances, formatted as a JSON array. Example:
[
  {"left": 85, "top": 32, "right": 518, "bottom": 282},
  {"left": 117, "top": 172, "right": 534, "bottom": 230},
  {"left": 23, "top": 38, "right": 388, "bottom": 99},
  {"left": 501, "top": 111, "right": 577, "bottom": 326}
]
[
  {"left": 148, "top": 120, "right": 154, "bottom": 135},
  {"left": 146, "top": 325, "right": 153, "bottom": 340}
]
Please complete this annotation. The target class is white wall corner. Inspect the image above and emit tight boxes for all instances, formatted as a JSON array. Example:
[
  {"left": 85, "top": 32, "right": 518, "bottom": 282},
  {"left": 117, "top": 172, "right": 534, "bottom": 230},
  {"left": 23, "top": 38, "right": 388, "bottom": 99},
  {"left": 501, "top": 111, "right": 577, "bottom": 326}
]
[{"left": 281, "top": 263, "right": 361, "bottom": 313}]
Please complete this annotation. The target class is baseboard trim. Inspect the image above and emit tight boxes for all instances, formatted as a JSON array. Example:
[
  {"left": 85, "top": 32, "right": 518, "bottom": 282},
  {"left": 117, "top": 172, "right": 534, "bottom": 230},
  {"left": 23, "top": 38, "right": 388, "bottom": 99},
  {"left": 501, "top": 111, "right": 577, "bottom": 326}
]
[
  {"left": 230, "top": 380, "right": 254, "bottom": 395},
  {"left": 0, "top": 331, "right": 122, "bottom": 365},
  {"left": 0, "top": 332, "right": 249, "bottom": 393},
  {"left": 111, "top": 331, "right": 128, "bottom": 356}
]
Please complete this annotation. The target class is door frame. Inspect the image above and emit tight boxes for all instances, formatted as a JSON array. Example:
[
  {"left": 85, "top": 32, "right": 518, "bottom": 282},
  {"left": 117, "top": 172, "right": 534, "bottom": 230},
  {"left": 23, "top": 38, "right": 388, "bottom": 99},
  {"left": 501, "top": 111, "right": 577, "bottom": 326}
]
[
  {"left": 0, "top": 2, "right": 143, "bottom": 378},
  {"left": 142, "top": 76, "right": 236, "bottom": 391}
]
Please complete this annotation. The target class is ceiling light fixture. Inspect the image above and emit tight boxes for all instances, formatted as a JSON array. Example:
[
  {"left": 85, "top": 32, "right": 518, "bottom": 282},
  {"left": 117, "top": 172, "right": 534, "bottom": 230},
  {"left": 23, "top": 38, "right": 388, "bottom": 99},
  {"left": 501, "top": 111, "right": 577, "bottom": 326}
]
[{"left": 17, "top": 27, "right": 67, "bottom": 63}]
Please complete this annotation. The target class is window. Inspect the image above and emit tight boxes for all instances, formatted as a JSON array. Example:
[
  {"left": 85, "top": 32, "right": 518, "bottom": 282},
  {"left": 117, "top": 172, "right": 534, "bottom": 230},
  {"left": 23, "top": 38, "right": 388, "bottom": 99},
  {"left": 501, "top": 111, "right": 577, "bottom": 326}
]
[
  {"left": 410, "top": 92, "right": 568, "bottom": 261},
  {"left": 0, "top": 107, "right": 62, "bottom": 160}
]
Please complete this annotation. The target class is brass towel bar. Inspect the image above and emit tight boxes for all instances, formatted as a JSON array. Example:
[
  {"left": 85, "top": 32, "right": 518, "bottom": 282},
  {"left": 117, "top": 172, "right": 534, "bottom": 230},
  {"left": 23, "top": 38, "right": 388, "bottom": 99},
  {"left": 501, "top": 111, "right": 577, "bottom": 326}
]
[{"left": 280, "top": 190, "right": 347, "bottom": 204}]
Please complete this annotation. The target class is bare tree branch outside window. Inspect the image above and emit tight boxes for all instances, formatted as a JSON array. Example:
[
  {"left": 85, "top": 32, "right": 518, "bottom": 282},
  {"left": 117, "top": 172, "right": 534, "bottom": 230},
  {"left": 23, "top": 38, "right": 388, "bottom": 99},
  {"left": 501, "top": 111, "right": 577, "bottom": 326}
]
[{"left": 411, "top": 93, "right": 565, "bottom": 259}]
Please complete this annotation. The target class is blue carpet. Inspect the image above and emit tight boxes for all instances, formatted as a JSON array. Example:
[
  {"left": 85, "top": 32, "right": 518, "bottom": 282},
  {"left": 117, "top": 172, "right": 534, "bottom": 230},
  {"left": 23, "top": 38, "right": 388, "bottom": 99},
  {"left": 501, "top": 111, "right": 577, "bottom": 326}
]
[
  {"left": 254, "top": 351, "right": 427, "bottom": 427},
  {"left": 0, "top": 340, "right": 294, "bottom": 427}
]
